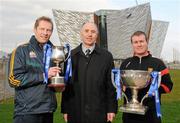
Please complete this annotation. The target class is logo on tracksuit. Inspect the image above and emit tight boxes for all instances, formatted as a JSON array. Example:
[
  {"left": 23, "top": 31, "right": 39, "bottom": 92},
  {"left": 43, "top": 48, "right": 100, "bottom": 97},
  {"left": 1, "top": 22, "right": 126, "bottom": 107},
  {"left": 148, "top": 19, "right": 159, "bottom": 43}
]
[{"left": 29, "top": 51, "right": 37, "bottom": 58}]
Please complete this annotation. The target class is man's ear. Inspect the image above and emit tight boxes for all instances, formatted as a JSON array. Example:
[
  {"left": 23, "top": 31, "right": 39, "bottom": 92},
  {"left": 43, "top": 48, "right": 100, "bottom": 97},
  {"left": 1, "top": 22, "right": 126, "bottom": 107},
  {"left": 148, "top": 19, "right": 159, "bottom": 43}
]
[{"left": 147, "top": 40, "right": 149, "bottom": 44}]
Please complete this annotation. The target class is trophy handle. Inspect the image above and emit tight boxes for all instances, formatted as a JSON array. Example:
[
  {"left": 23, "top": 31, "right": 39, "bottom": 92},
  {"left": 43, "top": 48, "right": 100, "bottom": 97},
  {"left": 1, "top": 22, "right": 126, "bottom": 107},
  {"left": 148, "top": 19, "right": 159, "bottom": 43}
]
[
  {"left": 140, "top": 93, "right": 148, "bottom": 105},
  {"left": 111, "top": 69, "right": 129, "bottom": 102},
  {"left": 122, "top": 91, "right": 129, "bottom": 103},
  {"left": 64, "top": 44, "right": 71, "bottom": 62},
  {"left": 140, "top": 72, "right": 161, "bottom": 104}
]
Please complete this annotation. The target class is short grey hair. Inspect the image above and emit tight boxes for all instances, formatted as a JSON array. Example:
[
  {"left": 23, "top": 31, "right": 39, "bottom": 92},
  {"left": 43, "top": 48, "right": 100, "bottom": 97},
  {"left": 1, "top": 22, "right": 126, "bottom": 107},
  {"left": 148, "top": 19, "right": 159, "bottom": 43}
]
[{"left": 81, "top": 21, "right": 99, "bottom": 34}]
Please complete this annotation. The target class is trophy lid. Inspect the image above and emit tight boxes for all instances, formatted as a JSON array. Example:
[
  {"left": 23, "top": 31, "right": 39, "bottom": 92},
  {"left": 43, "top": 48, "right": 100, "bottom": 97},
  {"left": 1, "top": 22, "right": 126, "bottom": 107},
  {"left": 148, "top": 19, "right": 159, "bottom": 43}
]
[{"left": 121, "top": 70, "right": 150, "bottom": 89}]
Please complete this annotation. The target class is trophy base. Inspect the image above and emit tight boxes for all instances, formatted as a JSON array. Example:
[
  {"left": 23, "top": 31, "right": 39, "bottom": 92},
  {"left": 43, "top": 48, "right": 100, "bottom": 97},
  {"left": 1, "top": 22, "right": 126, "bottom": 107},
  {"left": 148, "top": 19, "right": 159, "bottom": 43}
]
[
  {"left": 50, "top": 76, "right": 65, "bottom": 84},
  {"left": 48, "top": 76, "right": 65, "bottom": 92},
  {"left": 120, "top": 103, "right": 148, "bottom": 115}
]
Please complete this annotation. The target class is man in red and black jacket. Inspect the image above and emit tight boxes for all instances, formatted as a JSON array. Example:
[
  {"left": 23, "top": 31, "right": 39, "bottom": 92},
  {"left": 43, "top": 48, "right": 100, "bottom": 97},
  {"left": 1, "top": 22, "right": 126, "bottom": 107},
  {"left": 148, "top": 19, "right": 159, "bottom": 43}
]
[{"left": 120, "top": 31, "right": 173, "bottom": 123}]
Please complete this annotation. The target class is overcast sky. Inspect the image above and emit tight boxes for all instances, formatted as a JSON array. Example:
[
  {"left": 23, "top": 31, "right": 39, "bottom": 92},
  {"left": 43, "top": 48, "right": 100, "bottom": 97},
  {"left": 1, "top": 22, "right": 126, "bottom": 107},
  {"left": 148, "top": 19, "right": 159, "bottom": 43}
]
[{"left": 0, "top": 0, "right": 179, "bottom": 61}]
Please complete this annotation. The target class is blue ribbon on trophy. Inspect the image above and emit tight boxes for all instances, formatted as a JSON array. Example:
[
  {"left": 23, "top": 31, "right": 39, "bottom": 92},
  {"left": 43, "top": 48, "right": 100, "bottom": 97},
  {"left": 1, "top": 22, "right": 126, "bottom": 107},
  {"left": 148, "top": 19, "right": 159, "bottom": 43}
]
[
  {"left": 148, "top": 71, "right": 162, "bottom": 117},
  {"left": 111, "top": 69, "right": 121, "bottom": 100},
  {"left": 64, "top": 43, "right": 72, "bottom": 83},
  {"left": 43, "top": 43, "right": 52, "bottom": 84}
]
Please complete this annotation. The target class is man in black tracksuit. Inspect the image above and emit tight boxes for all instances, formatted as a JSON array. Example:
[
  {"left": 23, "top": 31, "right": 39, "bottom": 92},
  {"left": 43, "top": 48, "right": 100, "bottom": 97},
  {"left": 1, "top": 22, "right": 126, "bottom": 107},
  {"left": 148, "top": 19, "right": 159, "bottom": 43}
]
[
  {"left": 8, "top": 16, "right": 61, "bottom": 123},
  {"left": 120, "top": 31, "right": 173, "bottom": 123}
]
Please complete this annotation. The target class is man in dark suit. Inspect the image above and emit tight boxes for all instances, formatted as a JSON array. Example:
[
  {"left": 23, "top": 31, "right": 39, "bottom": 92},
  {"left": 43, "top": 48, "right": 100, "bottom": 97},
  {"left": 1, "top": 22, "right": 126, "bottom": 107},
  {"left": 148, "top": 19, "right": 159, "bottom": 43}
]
[{"left": 61, "top": 22, "right": 118, "bottom": 123}]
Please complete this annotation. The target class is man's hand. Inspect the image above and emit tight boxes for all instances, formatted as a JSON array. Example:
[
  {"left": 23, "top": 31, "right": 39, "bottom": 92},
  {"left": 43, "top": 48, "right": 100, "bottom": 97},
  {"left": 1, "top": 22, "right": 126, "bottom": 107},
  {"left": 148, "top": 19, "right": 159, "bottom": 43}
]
[
  {"left": 63, "top": 114, "right": 68, "bottom": 122},
  {"left": 48, "top": 67, "right": 61, "bottom": 78},
  {"left": 107, "top": 113, "right": 115, "bottom": 122}
]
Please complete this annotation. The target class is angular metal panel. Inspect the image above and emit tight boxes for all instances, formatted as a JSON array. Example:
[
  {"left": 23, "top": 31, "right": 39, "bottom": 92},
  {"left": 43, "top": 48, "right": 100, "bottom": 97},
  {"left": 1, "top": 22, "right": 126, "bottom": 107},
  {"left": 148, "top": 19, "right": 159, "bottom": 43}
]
[
  {"left": 105, "top": 3, "right": 152, "bottom": 59},
  {"left": 52, "top": 9, "right": 94, "bottom": 49},
  {"left": 148, "top": 20, "right": 169, "bottom": 58}
]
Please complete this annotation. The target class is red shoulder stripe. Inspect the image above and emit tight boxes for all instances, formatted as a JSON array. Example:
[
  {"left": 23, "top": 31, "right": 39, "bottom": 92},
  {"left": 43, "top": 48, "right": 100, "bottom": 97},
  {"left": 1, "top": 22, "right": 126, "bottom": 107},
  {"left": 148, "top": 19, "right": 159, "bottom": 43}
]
[
  {"left": 160, "top": 83, "right": 170, "bottom": 93},
  {"left": 161, "top": 68, "right": 169, "bottom": 76}
]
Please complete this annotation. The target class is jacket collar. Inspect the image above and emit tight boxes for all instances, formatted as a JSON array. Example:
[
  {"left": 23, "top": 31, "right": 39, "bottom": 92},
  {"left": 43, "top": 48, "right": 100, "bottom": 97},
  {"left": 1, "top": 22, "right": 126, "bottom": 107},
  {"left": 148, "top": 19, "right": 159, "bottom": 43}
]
[
  {"left": 72, "top": 43, "right": 101, "bottom": 56},
  {"left": 29, "top": 35, "right": 53, "bottom": 50},
  {"left": 133, "top": 53, "right": 152, "bottom": 60}
]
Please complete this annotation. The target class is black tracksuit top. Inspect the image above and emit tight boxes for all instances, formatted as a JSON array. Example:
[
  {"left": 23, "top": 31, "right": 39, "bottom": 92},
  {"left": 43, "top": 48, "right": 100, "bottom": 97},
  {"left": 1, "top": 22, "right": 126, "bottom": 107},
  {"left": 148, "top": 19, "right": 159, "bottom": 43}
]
[{"left": 8, "top": 36, "right": 57, "bottom": 116}]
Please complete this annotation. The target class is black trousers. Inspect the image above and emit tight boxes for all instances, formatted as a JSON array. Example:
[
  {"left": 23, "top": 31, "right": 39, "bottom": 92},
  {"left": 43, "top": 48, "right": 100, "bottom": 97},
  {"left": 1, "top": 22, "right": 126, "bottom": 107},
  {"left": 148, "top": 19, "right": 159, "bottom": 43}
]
[
  {"left": 13, "top": 113, "right": 53, "bottom": 123},
  {"left": 122, "top": 112, "right": 161, "bottom": 123}
]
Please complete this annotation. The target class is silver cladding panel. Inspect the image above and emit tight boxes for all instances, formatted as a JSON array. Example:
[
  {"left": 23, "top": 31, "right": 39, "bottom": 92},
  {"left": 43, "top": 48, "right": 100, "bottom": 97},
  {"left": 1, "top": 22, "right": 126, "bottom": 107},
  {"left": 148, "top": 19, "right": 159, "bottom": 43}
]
[
  {"left": 148, "top": 20, "right": 169, "bottom": 58},
  {"left": 53, "top": 3, "right": 168, "bottom": 59},
  {"left": 52, "top": 9, "right": 94, "bottom": 49},
  {"left": 106, "top": 3, "right": 152, "bottom": 59}
]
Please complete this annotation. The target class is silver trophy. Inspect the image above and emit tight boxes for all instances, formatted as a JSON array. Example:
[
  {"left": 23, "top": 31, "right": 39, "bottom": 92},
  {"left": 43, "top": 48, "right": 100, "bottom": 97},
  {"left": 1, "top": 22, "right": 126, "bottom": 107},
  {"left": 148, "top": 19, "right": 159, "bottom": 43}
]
[
  {"left": 120, "top": 70, "right": 151, "bottom": 115},
  {"left": 48, "top": 45, "right": 70, "bottom": 92}
]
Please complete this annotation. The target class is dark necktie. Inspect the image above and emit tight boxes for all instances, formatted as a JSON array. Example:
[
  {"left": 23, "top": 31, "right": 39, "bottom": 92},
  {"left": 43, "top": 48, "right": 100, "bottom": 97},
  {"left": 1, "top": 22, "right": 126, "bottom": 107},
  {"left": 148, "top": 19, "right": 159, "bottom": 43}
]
[{"left": 85, "top": 49, "right": 91, "bottom": 57}]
